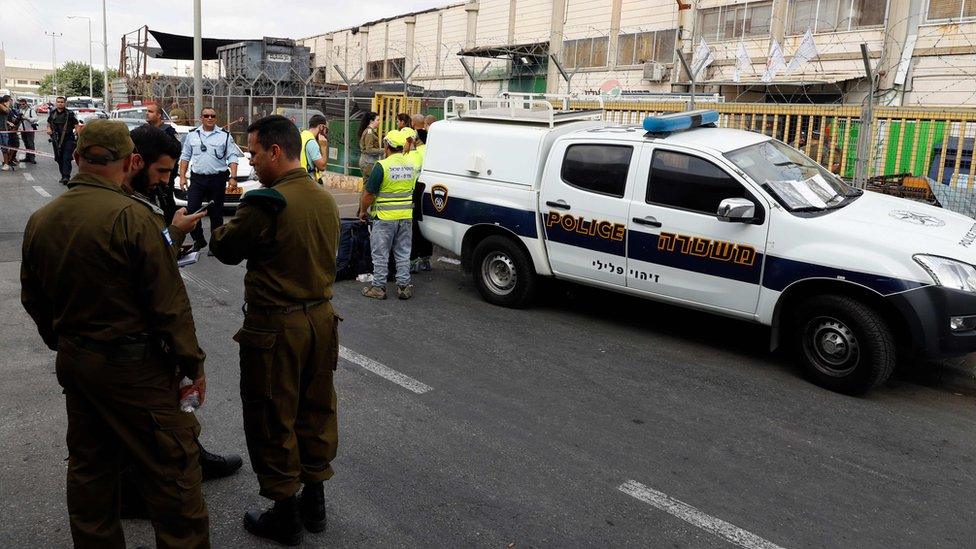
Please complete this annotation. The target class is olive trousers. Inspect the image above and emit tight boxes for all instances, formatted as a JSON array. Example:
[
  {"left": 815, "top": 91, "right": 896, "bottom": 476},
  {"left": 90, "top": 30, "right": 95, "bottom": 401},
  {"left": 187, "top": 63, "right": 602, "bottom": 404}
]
[
  {"left": 55, "top": 337, "right": 210, "bottom": 549},
  {"left": 234, "top": 301, "right": 339, "bottom": 501}
]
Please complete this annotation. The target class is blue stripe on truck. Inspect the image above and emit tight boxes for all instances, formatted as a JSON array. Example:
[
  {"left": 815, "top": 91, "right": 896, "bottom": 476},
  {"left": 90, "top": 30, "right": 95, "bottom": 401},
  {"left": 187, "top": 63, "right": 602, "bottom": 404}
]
[
  {"left": 425, "top": 195, "right": 928, "bottom": 295},
  {"left": 761, "top": 256, "right": 928, "bottom": 295},
  {"left": 423, "top": 194, "right": 538, "bottom": 238},
  {"left": 627, "top": 231, "right": 764, "bottom": 284}
]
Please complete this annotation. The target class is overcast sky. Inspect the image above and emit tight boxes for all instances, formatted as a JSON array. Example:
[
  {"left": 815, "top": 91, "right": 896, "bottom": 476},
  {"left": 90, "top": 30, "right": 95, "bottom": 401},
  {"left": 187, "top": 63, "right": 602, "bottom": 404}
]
[{"left": 1, "top": 0, "right": 447, "bottom": 71}]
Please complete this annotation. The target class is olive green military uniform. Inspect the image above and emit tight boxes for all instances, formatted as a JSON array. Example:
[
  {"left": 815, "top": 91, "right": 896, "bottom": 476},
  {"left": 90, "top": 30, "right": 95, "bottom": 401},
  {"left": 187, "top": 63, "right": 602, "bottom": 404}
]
[
  {"left": 211, "top": 168, "right": 340, "bottom": 501},
  {"left": 21, "top": 169, "right": 210, "bottom": 548}
]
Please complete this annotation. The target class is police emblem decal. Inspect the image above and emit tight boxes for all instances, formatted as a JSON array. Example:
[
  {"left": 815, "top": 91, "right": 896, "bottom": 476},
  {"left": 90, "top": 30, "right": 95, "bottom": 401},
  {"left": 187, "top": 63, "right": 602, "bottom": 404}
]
[
  {"left": 888, "top": 210, "right": 945, "bottom": 227},
  {"left": 431, "top": 184, "right": 449, "bottom": 213},
  {"left": 162, "top": 228, "right": 174, "bottom": 246}
]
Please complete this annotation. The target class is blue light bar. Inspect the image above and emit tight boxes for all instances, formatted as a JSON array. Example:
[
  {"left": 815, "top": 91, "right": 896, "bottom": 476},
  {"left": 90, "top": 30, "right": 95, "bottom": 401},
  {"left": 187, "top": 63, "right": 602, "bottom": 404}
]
[{"left": 643, "top": 109, "right": 719, "bottom": 133}]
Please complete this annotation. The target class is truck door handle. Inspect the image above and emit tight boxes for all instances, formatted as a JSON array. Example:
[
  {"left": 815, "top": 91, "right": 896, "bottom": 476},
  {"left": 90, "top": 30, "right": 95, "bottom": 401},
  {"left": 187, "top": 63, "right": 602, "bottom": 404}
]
[
  {"left": 546, "top": 200, "right": 571, "bottom": 210},
  {"left": 632, "top": 216, "right": 662, "bottom": 228}
]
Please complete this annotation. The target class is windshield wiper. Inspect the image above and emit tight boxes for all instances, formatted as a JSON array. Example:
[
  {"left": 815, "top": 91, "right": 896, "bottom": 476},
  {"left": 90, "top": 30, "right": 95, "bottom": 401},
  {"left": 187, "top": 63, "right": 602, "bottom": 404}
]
[{"left": 772, "top": 160, "right": 803, "bottom": 168}]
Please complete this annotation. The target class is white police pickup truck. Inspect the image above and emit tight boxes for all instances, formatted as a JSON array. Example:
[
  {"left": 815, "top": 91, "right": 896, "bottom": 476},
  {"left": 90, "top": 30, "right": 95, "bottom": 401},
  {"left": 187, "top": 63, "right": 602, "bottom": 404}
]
[{"left": 417, "top": 97, "right": 976, "bottom": 394}]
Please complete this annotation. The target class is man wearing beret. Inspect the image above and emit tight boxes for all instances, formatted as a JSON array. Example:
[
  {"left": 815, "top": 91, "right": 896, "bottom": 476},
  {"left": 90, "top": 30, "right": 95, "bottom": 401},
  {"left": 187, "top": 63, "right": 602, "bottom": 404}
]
[{"left": 21, "top": 119, "right": 211, "bottom": 548}]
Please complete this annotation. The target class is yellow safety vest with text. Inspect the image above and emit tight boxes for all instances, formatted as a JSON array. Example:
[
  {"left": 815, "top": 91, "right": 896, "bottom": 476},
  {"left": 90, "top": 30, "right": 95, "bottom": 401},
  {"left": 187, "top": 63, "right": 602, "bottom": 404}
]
[
  {"left": 406, "top": 143, "right": 425, "bottom": 170},
  {"left": 372, "top": 153, "right": 417, "bottom": 221},
  {"left": 299, "top": 130, "right": 323, "bottom": 183}
]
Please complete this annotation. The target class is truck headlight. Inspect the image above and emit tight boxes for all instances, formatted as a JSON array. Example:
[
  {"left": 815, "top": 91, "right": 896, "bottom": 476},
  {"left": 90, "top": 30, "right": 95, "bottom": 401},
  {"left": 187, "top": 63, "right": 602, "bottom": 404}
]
[{"left": 914, "top": 254, "right": 976, "bottom": 293}]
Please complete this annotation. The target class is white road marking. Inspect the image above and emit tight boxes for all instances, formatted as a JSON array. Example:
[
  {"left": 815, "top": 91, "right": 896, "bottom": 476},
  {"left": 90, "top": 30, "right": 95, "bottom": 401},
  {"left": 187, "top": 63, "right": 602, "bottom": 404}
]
[
  {"left": 339, "top": 345, "right": 432, "bottom": 394},
  {"left": 32, "top": 186, "right": 51, "bottom": 197},
  {"left": 335, "top": 202, "right": 361, "bottom": 208},
  {"left": 180, "top": 269, "right": 229, "bottom": 295},
  {"left": 617, "top": 480, "right": 786, "bottom": 549},
  {"left": 23, "top": 172, "right": 35, "bottom": 181}
]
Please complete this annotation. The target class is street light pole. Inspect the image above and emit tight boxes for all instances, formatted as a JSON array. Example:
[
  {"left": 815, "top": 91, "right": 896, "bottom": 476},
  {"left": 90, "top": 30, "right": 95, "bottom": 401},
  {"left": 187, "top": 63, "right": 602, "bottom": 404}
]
[
  {"left": 102, "top": 0, "right": 109, "bottom": 110},
  {"left": 68, "top": 16, "right": 93, "bottom": 99},
  {"left": 193, "top": 0, "right": 203, "bottom": 126},
  {"left": 45, "top": 32, "right": 62, "bottom": 94}
]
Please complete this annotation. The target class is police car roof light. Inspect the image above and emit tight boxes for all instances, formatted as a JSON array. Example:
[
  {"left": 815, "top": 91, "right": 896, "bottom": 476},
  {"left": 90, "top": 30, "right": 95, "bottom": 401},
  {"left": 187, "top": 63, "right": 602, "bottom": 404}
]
[{"left": 643, "top": 110, "right": 719, "bottom": 133}]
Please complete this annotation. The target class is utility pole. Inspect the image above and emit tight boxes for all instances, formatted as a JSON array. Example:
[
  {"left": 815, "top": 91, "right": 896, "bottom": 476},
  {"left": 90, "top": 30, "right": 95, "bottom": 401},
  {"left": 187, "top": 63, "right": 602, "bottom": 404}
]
[
  {"left": 102, "top": 0, "right": 110, "bottom": 110},
  {"left": 45, "top": 32, "right": 62, "bottom": 94},
  {"left": 193, "top": 0, "right": 203, "bottom": 126},
  {"left": 854, "top": 43, "right": 876, "bottom": 188},
  {"left": 1, "top": 43, "right": 6, "bottom": 95},
  {"left": 68, "top": 16, "right": 93, "bottom": 99}
]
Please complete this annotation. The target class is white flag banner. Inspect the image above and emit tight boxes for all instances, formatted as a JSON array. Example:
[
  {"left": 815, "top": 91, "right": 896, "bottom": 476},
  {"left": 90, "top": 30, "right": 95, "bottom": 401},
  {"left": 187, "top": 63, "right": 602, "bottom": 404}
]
[
  {"left": 691, "top": 37, "right": 714, "bottom": 79},
  {"left": 787, "top": 28, "right": 820, "bottom": 73},
  {"left": 733, "top": 40, "right": 751, "bottom": 82},
  {"left": 762, "top": 39, "right": 787, "bottom": 83}
]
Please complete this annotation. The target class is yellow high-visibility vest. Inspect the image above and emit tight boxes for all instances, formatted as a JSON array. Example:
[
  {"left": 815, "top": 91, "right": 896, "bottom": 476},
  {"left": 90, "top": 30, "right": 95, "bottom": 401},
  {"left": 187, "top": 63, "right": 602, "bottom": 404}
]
[
  {"left": 372, "top": 153, "right": 417, "bottom": 221},
  {"left": 299, "top": 129, "right": 323, "bottom": 183}
]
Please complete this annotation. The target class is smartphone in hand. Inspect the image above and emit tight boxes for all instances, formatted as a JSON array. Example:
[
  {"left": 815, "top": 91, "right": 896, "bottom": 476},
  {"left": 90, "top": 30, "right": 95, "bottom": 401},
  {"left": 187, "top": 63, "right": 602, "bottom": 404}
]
[{"left": 194, "top": 201, "right": 214, "bottom": 215}]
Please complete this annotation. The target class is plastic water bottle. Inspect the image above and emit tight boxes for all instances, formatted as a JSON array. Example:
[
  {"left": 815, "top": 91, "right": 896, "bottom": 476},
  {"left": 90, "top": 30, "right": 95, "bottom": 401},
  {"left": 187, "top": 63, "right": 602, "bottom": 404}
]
[{"left": 179, "top": 377, "right": 200, "bottom": 413}]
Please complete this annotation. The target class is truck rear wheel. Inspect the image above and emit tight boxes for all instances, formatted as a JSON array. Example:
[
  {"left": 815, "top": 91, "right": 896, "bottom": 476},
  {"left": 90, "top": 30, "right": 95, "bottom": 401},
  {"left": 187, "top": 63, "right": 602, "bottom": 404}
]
[
  {"left": 793, "top": 295, "right": 896, "bottom": 394},
  {"left": 471, "top": 235, "right": 536, "bottom": 308}
]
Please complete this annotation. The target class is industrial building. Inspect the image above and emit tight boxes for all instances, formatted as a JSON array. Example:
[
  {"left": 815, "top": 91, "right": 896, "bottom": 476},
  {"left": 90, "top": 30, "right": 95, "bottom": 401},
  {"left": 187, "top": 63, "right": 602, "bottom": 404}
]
[
  {"left": 300, "top": 0, "right": 976, "bottom": 105},
  {"left": 0, "top": 56, "right": 54, "bottom": 97}
]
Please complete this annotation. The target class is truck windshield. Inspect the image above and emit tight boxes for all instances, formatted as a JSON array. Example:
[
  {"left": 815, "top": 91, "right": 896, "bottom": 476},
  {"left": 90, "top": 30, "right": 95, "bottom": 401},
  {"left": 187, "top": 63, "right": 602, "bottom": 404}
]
[{"left": 726, "top": 139, "right": 861, "bottom": 212}]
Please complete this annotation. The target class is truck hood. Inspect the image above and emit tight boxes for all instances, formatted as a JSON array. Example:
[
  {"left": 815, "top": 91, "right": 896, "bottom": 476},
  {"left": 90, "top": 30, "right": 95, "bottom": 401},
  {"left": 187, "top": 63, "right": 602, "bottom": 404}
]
[{"left": 824, "top": 191, "right": 976, "bottom": 263}]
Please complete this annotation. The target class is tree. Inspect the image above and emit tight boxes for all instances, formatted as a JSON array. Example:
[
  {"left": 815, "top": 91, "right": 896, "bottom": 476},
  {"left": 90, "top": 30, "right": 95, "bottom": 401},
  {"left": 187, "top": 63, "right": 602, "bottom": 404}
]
[{"left": 38, "top": 61, "right": 118, "bottom": 97}]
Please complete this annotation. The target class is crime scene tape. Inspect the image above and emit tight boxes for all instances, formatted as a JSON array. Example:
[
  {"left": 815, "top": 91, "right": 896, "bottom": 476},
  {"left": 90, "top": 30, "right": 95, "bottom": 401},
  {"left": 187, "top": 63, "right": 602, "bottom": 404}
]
[
  {"left": 0, "top": 144, "right": 57, "bottom": 158},
  {"left": 0, "top": 129, "right": 49, "bottom": 133}
]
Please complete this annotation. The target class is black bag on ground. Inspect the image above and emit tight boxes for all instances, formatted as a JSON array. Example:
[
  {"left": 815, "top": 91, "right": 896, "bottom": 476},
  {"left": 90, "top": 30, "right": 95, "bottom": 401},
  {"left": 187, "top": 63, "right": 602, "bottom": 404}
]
[{"left": 336, "top": 218, "right": 373, "bottom": 280}]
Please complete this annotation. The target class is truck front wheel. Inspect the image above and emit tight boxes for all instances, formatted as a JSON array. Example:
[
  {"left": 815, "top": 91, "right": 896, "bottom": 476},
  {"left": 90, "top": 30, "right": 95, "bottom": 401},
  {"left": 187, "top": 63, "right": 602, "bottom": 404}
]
[
  {"left": 793, "top": 295, "right": 897, "bottom": 394},
  {"left": 471, "top": 235, "right": 536, "bottom": 308}
]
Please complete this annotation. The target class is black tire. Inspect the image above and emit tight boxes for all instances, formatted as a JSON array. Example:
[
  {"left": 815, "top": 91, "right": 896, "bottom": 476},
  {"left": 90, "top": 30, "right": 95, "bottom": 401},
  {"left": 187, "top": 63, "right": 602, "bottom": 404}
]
[
  {"left": 792, "top": 294, "right": 896, "bottom": 394},
  {"left": 471, "top": 235, "right": 537, "bottom": 308}
]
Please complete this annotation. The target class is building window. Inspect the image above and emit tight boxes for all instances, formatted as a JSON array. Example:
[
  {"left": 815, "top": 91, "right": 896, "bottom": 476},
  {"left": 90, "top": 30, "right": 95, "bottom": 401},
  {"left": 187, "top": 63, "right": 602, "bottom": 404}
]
[
  {"left": 17, "top": 79, "right": 30, "bottom": 85},
  {"left": 385, "top": 58, "right": 405, "bottom": 79},
  {"left": 562, "top": 37, "right": 610, "bottom": 69},
  {"left": 617, "top": 30, "right": 677, "bottom": 65},
  {"left": 366, "top": 60, "right": 384, "bottom": 81},
  {"left": 698, "top": 1, "right": 773, "bottom": 42},
  {"left": 927, "top": 0, "right": 976, "bottom": 21},
  {"left": 788, "top": 0, "right": 888, "bottom": 34}
]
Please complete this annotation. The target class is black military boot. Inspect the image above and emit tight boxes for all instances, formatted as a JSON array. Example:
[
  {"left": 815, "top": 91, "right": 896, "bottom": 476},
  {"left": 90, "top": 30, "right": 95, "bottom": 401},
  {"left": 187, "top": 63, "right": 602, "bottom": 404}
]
[
  {"left": 299, "top": 481, "right": 327, "bottom": 533},
  {"left": 244, "top": 495, "right": 303, "bottom": 546},
  {"left": 199, "top": 444, "right": 243, "bottom": 481}
]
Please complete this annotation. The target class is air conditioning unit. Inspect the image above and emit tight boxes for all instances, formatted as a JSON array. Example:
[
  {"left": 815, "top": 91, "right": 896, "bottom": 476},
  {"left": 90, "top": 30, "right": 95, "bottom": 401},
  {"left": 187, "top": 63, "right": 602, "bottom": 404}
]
[{"left": 643, "top": 62, "right": 670, "bottom": 82}]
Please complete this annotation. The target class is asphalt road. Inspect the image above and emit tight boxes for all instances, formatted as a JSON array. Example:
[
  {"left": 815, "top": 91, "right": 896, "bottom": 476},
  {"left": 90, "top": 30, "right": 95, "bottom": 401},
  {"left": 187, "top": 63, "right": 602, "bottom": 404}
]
[{"left": 2, "top": 158, "right": 975, "bottom": 548}]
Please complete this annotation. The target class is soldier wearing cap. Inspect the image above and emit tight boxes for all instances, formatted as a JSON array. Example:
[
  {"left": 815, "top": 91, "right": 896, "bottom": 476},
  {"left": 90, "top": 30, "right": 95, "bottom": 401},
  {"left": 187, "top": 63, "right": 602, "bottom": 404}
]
[
  {"left": 358, "top": 128, "right": 418, "bottom": 300},
  {"left": 21, "top": 119, "right": 211, "bottom": 548},
  {"left": 210, "top": 115, "right": 340, "bottom": 546}
]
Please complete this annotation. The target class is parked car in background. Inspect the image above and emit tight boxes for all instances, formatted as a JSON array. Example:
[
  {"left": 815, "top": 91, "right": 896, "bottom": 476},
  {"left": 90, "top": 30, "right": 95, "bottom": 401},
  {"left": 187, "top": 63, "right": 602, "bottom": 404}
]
[{"left": 112, "top": 106, "right": 195, "bottom": 134}]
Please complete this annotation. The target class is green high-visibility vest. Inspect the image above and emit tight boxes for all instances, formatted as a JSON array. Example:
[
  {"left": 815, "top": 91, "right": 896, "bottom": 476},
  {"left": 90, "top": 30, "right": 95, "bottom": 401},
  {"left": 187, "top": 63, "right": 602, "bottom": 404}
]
[{"left": 372, "top": 153, "right": 417, "bottom": 221}]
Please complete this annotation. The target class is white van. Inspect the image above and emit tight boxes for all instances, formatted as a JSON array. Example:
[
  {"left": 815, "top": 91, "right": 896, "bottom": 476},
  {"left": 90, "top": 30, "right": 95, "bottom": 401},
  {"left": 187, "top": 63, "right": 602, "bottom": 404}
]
[{"left": 417, "top": 97, "right": 976, "bottom": 394}]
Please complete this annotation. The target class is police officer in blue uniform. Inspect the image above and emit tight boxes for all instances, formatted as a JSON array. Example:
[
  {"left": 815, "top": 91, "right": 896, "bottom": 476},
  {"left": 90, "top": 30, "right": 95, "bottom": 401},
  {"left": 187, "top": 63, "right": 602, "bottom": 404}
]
[{"left": 178, "top": 106, "right": 241, "bottom": 252}]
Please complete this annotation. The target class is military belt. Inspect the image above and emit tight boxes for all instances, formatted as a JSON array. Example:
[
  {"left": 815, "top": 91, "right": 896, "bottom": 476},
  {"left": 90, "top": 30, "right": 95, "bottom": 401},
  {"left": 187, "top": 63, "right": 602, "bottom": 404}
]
[
  {"left": 63, "top": 334, "right": 150, "bottom": 362},
  {"left": 242, "top": 298, "right": 330, "bottom": 316}
]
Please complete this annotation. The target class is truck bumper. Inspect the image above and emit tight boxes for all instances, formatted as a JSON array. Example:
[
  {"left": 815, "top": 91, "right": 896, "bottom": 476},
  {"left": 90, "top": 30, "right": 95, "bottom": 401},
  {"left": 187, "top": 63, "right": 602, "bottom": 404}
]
[{"left": 888, "top": 285, "right": 976, "bottom": 359}]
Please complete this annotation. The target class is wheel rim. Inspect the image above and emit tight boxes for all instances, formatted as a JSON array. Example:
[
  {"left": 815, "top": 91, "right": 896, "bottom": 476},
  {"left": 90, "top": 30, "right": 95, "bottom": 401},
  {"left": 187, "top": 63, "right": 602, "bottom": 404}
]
[
  {"left": 481, "top": 252, "right": 517, "bottom": 296},
  {"left": 802, "top": 316, "right": 860, "bottom": 377}
]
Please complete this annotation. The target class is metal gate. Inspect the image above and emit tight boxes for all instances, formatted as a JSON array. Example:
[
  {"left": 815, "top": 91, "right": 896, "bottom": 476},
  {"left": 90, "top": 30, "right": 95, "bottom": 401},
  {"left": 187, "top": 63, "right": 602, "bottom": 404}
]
[{"left": 372, "top": 93, "right": 422, "bottom": 141}]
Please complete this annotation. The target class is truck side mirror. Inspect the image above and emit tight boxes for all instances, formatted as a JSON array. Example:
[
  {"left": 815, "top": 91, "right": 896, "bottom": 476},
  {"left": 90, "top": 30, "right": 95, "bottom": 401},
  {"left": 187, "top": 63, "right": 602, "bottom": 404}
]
[{"left": 717, "top": 198, "right": 755, "bottom": 223}]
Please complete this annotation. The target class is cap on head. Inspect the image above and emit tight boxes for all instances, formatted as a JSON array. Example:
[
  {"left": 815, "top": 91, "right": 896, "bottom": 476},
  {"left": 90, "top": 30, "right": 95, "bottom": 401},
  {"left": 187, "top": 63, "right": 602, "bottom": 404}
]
[
  {"left": 400, "top": 127, "right": 418, "bottom": 141},
  {"left": 384, "top": 129, "right": 408, "bottom": 148},
  {"left": 76, "top": 119, "right": 135, "bottom": 165}
]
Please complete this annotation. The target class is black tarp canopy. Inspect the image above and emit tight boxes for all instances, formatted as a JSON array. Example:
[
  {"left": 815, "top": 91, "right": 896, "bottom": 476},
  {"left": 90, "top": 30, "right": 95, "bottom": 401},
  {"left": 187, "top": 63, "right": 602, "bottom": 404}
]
[{"left": 145, "top": 30, "right": 244, "bottom": 59}]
